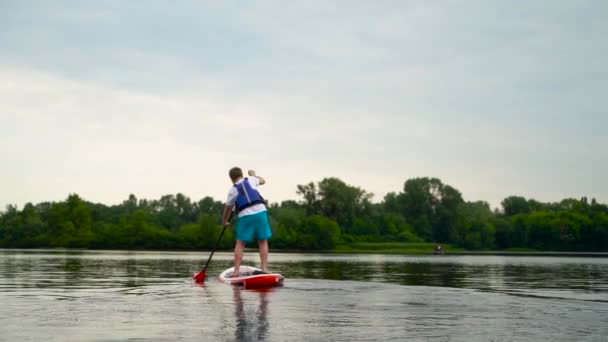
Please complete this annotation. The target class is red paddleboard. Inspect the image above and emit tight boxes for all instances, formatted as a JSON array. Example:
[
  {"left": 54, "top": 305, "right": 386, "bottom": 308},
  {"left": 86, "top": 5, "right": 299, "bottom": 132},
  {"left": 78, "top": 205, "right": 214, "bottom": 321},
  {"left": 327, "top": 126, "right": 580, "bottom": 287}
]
[{"left": 218, "top": 266, "right": 284, "bottom": 289}]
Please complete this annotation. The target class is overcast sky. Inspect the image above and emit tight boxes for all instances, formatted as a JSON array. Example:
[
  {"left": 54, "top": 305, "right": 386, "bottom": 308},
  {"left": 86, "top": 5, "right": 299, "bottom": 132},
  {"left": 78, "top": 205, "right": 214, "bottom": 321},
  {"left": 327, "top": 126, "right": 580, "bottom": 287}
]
[{"left": 1, "top": 0, "right": 607, "bottom": 210}]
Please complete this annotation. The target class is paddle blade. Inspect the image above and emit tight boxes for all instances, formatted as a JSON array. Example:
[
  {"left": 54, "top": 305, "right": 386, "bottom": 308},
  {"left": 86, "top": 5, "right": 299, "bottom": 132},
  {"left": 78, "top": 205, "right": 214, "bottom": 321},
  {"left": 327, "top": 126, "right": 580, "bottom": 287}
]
[{"left": 193, "top": 270, "right": 206, "bottom": 284}]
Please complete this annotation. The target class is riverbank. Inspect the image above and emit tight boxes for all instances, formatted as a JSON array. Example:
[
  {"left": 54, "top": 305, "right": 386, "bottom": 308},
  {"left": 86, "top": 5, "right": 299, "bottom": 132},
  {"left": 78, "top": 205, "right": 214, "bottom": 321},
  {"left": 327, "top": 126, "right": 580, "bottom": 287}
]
[
  {"left": 334, "top": 242, "right": 462, "bottom": 254},
  {"left": 2, "top": 245, "right": 607, "bottom": 257},
  {"left": 332, "top": 242, "right": 608, "bottom": 257}
]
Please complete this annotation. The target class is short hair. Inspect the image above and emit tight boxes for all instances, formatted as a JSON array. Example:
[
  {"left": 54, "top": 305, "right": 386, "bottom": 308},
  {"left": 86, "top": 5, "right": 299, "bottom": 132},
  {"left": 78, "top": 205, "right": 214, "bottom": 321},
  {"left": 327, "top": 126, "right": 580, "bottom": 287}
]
[{"left": 229, "top": 167, "right": 243, "bottom": 181}]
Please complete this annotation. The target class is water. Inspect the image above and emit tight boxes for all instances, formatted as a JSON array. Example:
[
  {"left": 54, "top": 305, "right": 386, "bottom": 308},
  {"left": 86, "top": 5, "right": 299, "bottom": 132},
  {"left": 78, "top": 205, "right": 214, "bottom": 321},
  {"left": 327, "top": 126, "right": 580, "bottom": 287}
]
[{"left": 1, "top": 250, "right": 607, "bottom": 341}]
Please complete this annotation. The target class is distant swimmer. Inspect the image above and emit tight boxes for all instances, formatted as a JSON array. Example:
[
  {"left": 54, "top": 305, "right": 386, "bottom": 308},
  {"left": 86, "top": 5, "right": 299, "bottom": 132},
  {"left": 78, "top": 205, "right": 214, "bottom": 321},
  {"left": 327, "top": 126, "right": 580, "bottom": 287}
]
[{"left": 434, "top": 245, "right": 444, "bottom": 255}]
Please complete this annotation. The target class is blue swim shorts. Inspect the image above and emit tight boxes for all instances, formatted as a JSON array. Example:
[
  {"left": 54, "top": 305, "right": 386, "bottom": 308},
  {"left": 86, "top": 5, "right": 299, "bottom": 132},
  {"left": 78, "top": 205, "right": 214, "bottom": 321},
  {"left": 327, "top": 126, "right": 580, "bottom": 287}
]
[{"left": 236, "top": 211, "right": 273, "bottom": 243}]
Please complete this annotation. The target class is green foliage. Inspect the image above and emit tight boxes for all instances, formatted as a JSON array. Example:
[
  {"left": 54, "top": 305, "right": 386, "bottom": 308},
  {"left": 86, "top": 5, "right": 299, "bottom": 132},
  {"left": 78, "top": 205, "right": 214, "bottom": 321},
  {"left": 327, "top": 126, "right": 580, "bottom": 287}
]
[
  {"left": 296, "top": 177, "right": 372, "bottom": 232},
  {"left": 502, "top": 196, "right": 532, "bottom": 216},
  {"left": 395, "top": 177, "right": 464, "bottom": 242},
  {"left": 178, "top": 215, "right": 234, "bottom": 250},
  {"left": 296, "top": 215, "right": 341, "bottom": 250},
  {"left": 454, "top": 201, "right": 495, "bottom": 250},
  {"left": 1, "top": 178, "right": 607, "bottom": 252}
]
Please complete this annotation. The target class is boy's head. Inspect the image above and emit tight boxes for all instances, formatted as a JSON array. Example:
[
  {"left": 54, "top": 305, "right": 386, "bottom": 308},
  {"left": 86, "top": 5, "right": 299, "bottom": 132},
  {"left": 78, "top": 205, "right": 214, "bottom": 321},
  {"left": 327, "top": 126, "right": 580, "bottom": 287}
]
[{"left": 229, "top": 167, "right": 243, "bottom": 183}]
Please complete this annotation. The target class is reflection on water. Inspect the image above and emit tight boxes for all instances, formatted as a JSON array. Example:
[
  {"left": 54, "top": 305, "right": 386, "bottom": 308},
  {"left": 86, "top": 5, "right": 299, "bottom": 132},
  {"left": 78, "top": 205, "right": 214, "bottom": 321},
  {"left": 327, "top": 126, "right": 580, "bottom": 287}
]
[
  {"left": 280, "top": 257, "right": 608, "bottom": 300},
  {"left": 233, "top": 287, "right": 270, "bottom": 342},
  {"left": 0, "top": 250, "right": 607, "bottom": 341}
]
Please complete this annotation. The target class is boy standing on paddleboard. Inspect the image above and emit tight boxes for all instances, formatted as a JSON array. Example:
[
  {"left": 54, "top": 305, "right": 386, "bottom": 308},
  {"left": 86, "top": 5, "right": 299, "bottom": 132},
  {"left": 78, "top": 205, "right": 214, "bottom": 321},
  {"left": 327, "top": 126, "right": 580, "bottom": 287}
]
[{"left": 223, "top": 167, "right": 272, "bottom": 277}]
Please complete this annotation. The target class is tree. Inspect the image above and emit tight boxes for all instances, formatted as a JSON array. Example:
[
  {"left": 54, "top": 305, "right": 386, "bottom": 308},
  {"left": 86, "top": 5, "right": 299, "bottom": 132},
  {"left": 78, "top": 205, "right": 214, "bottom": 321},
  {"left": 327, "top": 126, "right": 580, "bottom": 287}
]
[
  {"left": 501, "top": 196, "right": 531, "bottom": 216},
  {"left": 49, "top": 194, "right": 94, "bottom": 248},
  {"left": 1, "top": 183, "right": 607, "bottom": 252},
  {"left": 197, "top": 196, "right": 223, "bottom": 218},
  {"left": 122, "top": 194, "right": 138, "bottom": 216},
  {"left": 296, "top": 178, "right": 373, "bottom": 234},
  {"left": 19, "top": 203, "right": 47, "bottom": 247},
  {"left": 155, "top": 195, "right": 182, "bottom": 232},
  {"left": 400, "top": 178, "right": 464, "bottom": 242},
  {"left": 296, "top": 215, "right": 341, "bottom": 250},
  {"left": 493, "top": 217, "right": 513, "bottom": 249},
  {"left": 0, "top": 205, "right": 23, "bottom": 247},
  {"left": 296, "top": 182, "right": 320, "bottom": 215},
  {"left": 316, "top": 177, "right": 372, "bottom": 231},
  {"left": 383, "top": 192, "right": 401, "bottom": 213},
  {"left": 455, "top": 201, "right": 495, "bottom": 249},
  {"left": 176, "top": 193, "right": 196, "bottom": 223}
]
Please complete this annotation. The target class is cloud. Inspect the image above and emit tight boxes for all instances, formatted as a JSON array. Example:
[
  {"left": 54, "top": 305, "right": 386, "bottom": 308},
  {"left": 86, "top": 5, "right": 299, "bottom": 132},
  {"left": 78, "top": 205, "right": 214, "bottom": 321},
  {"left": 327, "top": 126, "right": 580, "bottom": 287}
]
[
  {"left": 1, "top": 0, "right": 607, "bottom": 209},
  {"left": 0, "top": 65, "right": 428, "bottom": 207}
]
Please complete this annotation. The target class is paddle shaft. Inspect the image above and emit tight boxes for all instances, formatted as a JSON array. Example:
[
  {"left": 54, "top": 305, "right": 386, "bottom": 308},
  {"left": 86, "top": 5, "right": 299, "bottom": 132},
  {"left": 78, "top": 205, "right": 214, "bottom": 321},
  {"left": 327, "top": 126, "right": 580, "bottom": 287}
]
[{"left": 202, "top": 212, "right": 234, "bottom": 272}]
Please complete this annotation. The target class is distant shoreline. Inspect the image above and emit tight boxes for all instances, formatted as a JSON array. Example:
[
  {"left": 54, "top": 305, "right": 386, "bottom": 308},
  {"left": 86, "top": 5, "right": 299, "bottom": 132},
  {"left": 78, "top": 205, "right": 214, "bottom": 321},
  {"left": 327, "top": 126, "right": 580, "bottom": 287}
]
[
  {"left": 441, "top": 251, "right": 608, "bottom": 257},
  {"left": 333, "top": 250, "right": 608, "bottom": 257},
  {"left": 2, "top": 247, "right": 607, "bottom": 257}
]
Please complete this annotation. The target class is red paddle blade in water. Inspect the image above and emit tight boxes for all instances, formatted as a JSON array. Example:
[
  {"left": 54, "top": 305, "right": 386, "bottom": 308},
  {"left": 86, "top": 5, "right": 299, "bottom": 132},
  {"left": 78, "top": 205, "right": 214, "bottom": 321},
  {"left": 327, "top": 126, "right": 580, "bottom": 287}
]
[{"left": 193, "top": 270, "right": 206, "bottom": 283}]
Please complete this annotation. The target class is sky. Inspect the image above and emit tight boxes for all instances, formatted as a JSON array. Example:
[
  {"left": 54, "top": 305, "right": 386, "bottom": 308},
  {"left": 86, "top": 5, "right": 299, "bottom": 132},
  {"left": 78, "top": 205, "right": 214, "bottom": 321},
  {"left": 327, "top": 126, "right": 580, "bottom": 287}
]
[{"left": 1, "top": 0, "right": 607, "bottom": 210}]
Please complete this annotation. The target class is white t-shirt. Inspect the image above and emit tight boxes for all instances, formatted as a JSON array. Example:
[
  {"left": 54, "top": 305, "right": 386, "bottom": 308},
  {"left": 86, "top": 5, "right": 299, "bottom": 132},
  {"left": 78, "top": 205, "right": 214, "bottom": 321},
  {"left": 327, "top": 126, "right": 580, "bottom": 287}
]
[{"left": 226, "top": 176, "right": 267, "bottom": 217}]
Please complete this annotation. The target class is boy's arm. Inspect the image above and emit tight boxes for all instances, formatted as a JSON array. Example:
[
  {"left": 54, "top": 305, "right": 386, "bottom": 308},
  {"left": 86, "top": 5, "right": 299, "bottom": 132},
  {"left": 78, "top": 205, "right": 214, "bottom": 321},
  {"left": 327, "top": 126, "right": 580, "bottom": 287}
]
[
  {"left": 248, "top": 170, "right": 265, "bottom": 185},
  {"left": 223, "top": 205, "right": 235, "bottom": 227}
]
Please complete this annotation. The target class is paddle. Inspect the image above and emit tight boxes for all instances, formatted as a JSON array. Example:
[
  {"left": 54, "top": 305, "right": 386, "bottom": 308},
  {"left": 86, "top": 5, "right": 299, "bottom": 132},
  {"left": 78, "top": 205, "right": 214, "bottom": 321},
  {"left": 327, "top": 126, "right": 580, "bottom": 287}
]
[{"left": 193, "top": 212, "right": 234, "bottom": 284}]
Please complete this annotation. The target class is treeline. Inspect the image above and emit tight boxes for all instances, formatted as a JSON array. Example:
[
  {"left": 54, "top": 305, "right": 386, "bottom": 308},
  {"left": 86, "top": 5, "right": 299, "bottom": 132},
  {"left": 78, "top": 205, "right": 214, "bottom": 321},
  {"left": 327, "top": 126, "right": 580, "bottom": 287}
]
[{"left": 1, "top": 177, "right": 607, "bottom": 251}]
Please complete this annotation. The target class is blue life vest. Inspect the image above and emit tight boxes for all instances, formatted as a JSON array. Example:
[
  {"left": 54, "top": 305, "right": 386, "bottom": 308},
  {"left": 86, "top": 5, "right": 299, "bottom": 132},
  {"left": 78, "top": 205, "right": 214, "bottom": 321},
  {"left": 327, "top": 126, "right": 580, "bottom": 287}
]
[{"left": 234, "top": 178, "right": 266, "bottom": 212}]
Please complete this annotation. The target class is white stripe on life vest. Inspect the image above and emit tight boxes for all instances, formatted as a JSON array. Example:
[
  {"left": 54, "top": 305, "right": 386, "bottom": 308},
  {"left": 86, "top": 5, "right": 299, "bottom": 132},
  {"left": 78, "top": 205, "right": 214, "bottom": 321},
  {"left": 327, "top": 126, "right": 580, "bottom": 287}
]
[{"left": 240, "top": 182, "right": 252, "bottom": 203}]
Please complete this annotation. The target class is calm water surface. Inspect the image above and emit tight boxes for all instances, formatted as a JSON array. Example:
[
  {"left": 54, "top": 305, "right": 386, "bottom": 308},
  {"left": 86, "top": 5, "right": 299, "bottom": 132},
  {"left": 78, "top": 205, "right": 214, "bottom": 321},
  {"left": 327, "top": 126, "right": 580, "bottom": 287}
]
[{"left": 1, "top": 249, "right": 607, "bottom": 341}]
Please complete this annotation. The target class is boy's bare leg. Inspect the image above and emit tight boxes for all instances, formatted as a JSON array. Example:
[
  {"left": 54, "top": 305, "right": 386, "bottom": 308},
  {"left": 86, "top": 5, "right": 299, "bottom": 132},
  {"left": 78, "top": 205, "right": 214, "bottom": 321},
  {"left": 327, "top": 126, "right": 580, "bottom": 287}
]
[
  {"left": 233, "top": 240, "right": 246, "bottom": 276},
  {"left": 258, "top": 239, "right": 269, "bottom": 272}
]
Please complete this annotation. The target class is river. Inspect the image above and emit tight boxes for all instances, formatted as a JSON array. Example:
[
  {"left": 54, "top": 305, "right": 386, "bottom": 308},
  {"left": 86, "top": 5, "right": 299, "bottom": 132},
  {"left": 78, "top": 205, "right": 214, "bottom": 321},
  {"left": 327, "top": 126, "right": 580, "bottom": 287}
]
[{"left": 1, "top": 249, "right": 607, "bottom": 341}]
